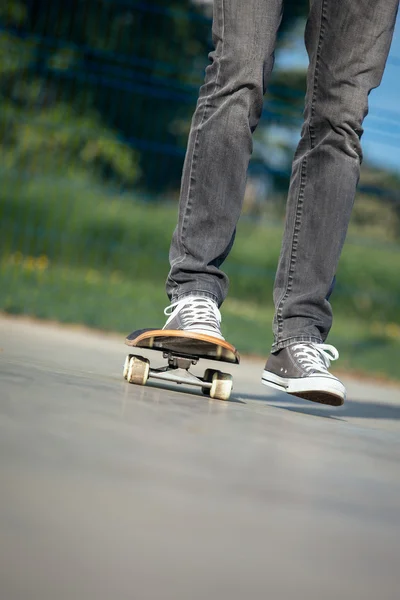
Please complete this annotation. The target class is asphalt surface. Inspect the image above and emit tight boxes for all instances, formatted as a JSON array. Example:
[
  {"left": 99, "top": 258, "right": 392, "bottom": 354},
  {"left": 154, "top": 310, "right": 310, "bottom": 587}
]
[{"left": 1, "top": 316, "right": 400, "bottom": 600}]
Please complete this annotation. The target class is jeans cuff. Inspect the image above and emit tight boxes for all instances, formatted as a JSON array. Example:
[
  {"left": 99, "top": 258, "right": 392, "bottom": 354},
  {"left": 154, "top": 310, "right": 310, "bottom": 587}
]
[
  {"left": 271, "top": 335, "right": 323, "bottom": 353},
  {"left": 173, "top": 290, "right": 220, "bottom": 306}
]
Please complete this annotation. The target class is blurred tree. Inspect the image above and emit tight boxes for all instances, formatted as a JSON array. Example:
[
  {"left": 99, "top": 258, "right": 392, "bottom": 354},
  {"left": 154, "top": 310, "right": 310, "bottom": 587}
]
[
  {"left": 0, "top": 1, "right": 140, "bottom": 185},
  {"left": 1, "top": 0, "right": 310, "bottom": 192}
]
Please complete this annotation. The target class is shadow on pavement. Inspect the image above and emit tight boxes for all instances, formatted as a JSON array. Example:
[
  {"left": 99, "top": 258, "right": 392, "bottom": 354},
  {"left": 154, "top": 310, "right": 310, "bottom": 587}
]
[
  {"left": 142, "top": 379, "right": 247, "bottom": 404},
  {"left": 237, "top": 392, "right": 400, "bottom": 421}
]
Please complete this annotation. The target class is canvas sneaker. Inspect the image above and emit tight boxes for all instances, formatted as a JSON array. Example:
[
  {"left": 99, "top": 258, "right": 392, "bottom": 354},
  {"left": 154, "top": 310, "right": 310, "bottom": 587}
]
[
  {"left": 163, "top": 296, "right": 224, "bottom": 340},
  {"left": 262, "top": 342, "right": 346, "bottom": 406}
]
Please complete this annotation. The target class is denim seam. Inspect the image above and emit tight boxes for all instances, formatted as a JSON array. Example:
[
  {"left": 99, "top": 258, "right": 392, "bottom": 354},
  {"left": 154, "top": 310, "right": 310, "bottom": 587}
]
[
  {"left": 274, "top": 0, "right": 327, "bottom": 344},
  {"left": 309, "top": 0, "right": 327, "bottom": 149},
  {"left": 275, "top": 156, "right": 307, "bottom": 336},
  {"left": 180, "top": 0, "right": 225, "bottom": 251}
]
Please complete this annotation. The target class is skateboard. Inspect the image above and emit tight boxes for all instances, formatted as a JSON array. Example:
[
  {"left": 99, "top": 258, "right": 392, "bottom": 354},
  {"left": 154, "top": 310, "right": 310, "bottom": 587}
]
[{"left": 123, "top": 329, "right": 240, "bottom": 401}]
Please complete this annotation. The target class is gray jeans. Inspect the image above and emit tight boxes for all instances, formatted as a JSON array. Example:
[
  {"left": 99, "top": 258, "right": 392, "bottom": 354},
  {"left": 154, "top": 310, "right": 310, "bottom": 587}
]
[{"left": 166, "top": 0, "right": 399, "bottom": 351}]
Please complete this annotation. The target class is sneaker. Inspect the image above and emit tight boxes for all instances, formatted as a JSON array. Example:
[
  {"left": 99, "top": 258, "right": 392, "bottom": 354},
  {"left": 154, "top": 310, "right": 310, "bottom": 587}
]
[
  {"left": 163, "top": 296, "right": 224, "bottom": 340},
  {"left": 261, "top": 342, "right": 346, "bottom": 406}
]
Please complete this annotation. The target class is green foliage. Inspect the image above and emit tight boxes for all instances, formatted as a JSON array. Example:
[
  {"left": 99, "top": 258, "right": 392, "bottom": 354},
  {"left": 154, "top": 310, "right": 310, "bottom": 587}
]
[
  {"left": 0, "top": 1, "right": 27, "bottom": 25},
  {"left": 1, "top": 100, "right": 139, "bottom": 181},
  {"left": 7, "top": 0, "right": 213, "bottom": 191},
  {"left": 0, "top": 1, "right": 140, "bottom": 186}
]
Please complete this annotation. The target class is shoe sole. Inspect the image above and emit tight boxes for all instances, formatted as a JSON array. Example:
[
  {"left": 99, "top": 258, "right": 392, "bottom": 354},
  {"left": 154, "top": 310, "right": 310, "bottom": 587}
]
[{"left": 261, "top": 372, "right": 345, "bottom": 407}]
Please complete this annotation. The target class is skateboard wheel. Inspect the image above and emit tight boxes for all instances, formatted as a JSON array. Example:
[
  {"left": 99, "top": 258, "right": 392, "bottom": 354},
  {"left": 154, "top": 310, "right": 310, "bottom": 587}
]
[
  {"left": 127, "top": 355, "right": 150, "bottom": 386},
  {"left": 210, "top": 372, "right": 233, "bottom": 401},
  {"left": 123, "top": 354, "right": 133, "bottom": 380},
  {"left": 201, "top": 368, "right": 218, "bottom": 396}
]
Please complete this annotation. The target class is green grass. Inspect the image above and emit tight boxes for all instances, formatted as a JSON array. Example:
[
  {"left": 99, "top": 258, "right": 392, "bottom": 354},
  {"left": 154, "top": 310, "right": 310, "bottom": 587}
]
[{"left": 1, "top": 171, "right": 400, "bottom": 381}]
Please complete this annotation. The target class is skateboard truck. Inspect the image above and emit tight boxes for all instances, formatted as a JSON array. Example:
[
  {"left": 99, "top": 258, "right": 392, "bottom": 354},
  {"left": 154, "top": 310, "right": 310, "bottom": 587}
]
[
  {"left": 163, "top": 352, "right": 197, "bottom": 370},
  {"left": 148, "top": 352, "right": 206, "bottom": 389},
  {"left": 123, "top": 351, "right": 233, "bottom": 400}
]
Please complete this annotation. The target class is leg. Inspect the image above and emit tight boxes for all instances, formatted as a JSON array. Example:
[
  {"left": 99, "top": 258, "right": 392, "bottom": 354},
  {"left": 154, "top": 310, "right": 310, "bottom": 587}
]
[
  {"left": 272, "top": 0, "right": 399, "bottom": 350},
  {"left": 166, "top": 0, "right": 283, "bottom": 306}
]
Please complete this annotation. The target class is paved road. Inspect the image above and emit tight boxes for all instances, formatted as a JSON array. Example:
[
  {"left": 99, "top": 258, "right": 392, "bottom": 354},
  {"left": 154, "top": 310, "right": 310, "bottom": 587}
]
[{"left": 1, "top": 316, "right": 400, "bottom": 600}]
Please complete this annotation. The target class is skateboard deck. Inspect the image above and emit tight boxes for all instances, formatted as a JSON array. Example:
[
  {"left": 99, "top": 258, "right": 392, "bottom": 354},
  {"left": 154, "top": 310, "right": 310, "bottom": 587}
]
[{"left": 123, "top": 329, "right": 240, "bottom": 400}]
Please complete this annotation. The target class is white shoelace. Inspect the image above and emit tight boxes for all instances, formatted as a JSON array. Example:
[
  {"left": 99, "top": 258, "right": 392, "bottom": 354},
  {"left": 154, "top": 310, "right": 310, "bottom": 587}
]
[
  {"left": 292, "top": 343, "right": 339, "bottom": 373},
  {"left": 164, "top": 296, "right": 221, "bottom": 332}
]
